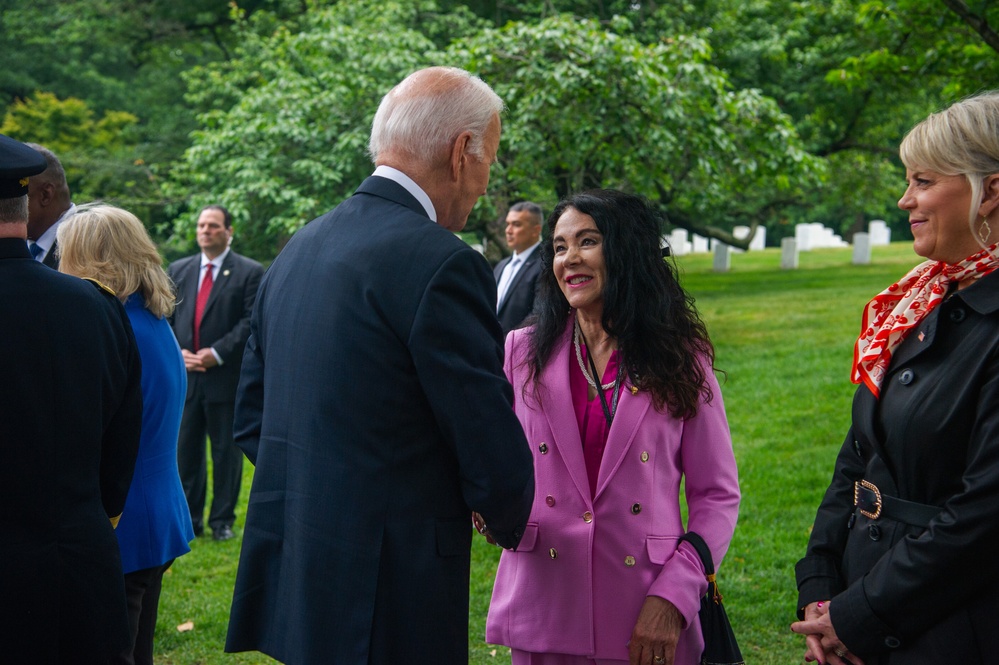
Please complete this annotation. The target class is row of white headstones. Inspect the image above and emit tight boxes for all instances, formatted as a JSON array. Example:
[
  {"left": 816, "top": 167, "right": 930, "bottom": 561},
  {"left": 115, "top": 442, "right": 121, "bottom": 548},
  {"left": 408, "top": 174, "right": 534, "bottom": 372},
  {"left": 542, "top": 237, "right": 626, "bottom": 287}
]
[{"left": 665, "top": 220, "right": 892, "bottom": 271}]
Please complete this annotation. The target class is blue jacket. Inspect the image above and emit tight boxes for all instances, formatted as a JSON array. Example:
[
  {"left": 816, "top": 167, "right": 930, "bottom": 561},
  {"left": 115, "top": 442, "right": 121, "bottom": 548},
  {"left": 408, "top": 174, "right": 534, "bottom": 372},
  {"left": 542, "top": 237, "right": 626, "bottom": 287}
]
[{"left": 116, "top": 294, "right": 194, "bottom": 573}]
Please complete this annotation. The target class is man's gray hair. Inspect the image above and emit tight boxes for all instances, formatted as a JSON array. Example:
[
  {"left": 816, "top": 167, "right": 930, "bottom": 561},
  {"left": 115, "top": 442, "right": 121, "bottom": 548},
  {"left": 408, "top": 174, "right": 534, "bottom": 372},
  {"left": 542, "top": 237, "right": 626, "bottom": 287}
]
[
  {"left": 0, "top": 196, "right": 29, "bottom": 224},
  {"left": 509, "top": 201, "right": 543, "bottom": 225},
  {"left": 25, "top": 143, "right": 70, "bottom": 197},
  {"left": 368, "top": 66, "right": 503, "bottom": 166}
]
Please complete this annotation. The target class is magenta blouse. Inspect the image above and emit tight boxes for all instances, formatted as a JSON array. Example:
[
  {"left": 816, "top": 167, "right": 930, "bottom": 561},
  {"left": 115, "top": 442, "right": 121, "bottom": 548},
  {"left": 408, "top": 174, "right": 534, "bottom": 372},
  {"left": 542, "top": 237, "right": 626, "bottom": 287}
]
[{"left": 569, "top": 344, "right": 622, "bottom": 497}]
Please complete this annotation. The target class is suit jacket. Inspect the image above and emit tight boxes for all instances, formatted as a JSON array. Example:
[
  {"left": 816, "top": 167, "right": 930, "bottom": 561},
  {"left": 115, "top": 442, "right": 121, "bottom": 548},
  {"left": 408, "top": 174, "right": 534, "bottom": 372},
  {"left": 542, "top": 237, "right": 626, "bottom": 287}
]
[
  {"left": 487, "top": 322, "right": 740, "bottom": 661},
  {"left": 168, "top": 250, "right": 263, "bottom": 402},
  {"left": 115, "top": 294, "right": 194, "bottom": 574},
  {"left": 797, "top": 270, "right": 999, "bottom": 664},
  {"left": 494, "top": 247, "right": 542, "bottom": 334},
  {"left": 42, "top": 238, "right": 58, "bottom": 269},
  {"left": 0, "top": 237, "right": 143, "bottom": 663},
  {"left": 225, "top": 176, "right": 535, "bottom": 665}
]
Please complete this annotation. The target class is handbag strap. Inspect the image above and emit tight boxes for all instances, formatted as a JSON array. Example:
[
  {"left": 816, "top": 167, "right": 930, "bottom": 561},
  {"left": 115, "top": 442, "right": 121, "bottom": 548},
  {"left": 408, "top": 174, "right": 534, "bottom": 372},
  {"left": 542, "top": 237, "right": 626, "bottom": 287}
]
[
  {"left": 678, "top": 531, "right": 715, "bottom": 575},
  {"left": 679, "top": 531, "right": 722, "bottom": 604}
]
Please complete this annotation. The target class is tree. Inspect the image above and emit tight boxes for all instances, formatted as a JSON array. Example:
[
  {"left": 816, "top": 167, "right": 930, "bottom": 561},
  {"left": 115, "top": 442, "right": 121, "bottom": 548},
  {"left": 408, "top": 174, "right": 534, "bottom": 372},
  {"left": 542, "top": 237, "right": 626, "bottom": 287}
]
[
  {"left": 172, "top": 2, "right": 821, "bottom": 256},
  {"left": 167, "top": 1, "right": 451, "bottom": 258},
  {"left": 1, "top": 92, "right": 163, "bottom": 222},
  {"left": 449, "top": 14, "right": 823, "bottom": 249}
]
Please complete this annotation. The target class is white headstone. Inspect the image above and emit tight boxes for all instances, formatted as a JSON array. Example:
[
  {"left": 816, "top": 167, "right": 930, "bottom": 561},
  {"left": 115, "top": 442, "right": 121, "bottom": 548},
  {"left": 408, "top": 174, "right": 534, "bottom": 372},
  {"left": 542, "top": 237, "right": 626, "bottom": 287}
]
[
  {"left": 691, "top": 234, "right": 709, "bottom": 253},
  {"left": 868, "top": 220, "right": 891, "bottom": 245},
  {"left": 853, "top": 232, "right": 872, "bottom": 265},
  {"left": 713, "top": 242, "right": 731, "bottom": 272},
  {"left": 781, "top": 237, "right": 798, "bottom": 269},
  {"left": 732, "top": 226, "right": 750, "bottom": 253},
  {"left": 666, "top": 229, "right": 691, "bottom": 256},
  {"left": 750, "top": 226, "right": 766, "bottom": 251},
  {"left": 795, "top": 223, "right": 812, "bottom": 251}
]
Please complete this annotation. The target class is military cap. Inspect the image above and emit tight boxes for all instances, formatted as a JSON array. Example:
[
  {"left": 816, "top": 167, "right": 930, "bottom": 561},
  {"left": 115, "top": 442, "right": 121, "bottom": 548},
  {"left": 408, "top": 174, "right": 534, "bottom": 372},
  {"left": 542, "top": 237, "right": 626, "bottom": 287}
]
[{"left": 0, "top": 134, "right": 47, "bottom": 199}]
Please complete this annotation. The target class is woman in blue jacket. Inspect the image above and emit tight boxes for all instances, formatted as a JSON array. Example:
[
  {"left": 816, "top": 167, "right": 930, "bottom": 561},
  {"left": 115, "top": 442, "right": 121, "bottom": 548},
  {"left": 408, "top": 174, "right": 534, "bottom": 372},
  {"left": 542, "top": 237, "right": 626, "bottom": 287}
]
[{"left": 58, "top": 203, "right": 194, "bottom": 665}]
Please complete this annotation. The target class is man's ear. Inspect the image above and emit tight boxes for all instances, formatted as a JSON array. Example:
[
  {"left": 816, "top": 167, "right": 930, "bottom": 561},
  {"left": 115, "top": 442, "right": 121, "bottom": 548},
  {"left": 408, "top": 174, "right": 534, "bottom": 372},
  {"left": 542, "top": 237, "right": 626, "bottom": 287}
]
[
  {"left": 449, "top": 131, "right": 473, "bottom": 181},
  {"left": 35, "top": 181, "right": 55, "bottom": 206}
]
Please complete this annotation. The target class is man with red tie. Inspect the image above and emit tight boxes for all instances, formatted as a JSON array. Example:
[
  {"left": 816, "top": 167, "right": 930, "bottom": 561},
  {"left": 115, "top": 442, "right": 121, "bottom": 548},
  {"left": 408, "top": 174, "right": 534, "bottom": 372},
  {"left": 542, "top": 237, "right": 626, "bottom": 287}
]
[{"left": 168, "top": 205, "right": 263, "bottom": 541}]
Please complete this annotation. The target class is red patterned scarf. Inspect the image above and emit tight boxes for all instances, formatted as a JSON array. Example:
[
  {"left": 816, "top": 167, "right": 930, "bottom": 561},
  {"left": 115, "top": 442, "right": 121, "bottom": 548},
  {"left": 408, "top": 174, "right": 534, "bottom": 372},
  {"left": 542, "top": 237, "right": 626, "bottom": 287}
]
[{"left": 853, "top": 244, "right": 999, "bottom": 397}]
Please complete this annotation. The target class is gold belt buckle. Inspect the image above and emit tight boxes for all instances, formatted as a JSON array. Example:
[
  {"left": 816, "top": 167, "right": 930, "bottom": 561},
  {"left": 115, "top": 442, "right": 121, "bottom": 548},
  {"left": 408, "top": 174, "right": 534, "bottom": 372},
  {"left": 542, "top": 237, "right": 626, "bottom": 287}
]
[{"left": 854, "top": 479, "right": 882, "bottom": 520}]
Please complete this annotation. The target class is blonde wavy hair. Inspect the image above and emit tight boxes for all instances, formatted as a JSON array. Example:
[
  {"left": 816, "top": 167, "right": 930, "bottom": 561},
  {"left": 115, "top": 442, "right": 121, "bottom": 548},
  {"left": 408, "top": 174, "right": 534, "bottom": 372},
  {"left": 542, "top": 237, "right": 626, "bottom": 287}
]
[
  {"left": 900, "top": 91, "right": 999, "bottom": 237},
  {"left": 57, "top": 203, "right": 176, "bottom": 318}
]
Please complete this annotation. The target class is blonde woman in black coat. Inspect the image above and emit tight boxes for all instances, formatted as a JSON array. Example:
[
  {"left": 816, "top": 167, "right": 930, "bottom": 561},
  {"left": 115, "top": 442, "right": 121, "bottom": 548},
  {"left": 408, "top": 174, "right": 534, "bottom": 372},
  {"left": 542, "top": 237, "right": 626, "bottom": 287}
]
[{"left": 793, "top": 91, "right": 999, "bottom": 665}]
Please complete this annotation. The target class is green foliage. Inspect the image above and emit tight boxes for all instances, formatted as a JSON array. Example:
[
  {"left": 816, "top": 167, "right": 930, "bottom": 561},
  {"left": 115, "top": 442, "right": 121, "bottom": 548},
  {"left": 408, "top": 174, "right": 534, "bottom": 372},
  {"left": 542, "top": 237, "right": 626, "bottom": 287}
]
[
  {"left": 168, "top": 1, "right": 439, "bottom": 258},
  {"left": 0, "top": 92, "right": 137, "bottom": 155},
  {"left": 172, "top": 2, "right": 822, "bottom": 255},
  {"left": 449, "top": 14, "right": 823, "bottom": 243},
  {"left": 0, "top": 92, "right": 165, "bottom": 224}
]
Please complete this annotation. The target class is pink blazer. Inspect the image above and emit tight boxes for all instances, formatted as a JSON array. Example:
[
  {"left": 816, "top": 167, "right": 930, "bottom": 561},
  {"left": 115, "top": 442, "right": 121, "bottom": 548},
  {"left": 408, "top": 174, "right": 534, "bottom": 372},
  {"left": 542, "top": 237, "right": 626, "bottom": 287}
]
[{"left": 486, "top": 323, "right": 740, "bottom": 661}]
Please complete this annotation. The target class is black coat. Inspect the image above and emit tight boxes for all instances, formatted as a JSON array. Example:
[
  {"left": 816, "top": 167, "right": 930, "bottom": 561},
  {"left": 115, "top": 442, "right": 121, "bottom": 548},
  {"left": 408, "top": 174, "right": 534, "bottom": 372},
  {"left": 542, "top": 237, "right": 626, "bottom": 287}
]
[
  {"left": 168, "top": 250, "right": 263, "bottom": 402},
  {"left": 493, "top": 247, "right": 541, "bottom": 334},
  {"left": 225, "top": 176, "right": 535, "bottom": 665},
  {"left": 0, "top": 237, "right": 143, "bottom": 663},
  {"left": 797, "top": 269, "right": 999, "bottom": 664}
]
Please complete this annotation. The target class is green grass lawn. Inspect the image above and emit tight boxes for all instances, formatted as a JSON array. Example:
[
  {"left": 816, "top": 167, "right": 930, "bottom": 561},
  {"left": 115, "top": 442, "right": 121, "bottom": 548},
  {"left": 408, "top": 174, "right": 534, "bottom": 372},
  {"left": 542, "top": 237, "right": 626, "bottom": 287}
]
[{"left": 154, "top": 242, "right": 920, "bottom": 664}]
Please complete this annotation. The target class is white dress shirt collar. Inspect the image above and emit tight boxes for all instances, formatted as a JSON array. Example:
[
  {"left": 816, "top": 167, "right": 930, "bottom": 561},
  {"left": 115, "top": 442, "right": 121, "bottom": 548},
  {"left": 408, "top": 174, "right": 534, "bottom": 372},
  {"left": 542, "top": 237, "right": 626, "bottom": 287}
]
[
  {"left": 201, "top": 246, "right": 231, "bottom": 270},
  {"left": 31, "top": 203, "right": 76, "bottom": 258},
  {"left": 372, "top": 165, "right": 437, "bottom": 222},
  {"left": 512, "top": 241, "right": 541, "bottom": 262}
]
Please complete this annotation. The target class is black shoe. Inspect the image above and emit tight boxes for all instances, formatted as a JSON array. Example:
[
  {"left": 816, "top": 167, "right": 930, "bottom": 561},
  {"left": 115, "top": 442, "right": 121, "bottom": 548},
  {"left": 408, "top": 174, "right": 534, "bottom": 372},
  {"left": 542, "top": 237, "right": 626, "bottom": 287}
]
[
  {"left": 193, "top": 523, "right": 204, "bottom": 538},
  {"left": 212, "top": 525, "right": 236, "bottom": 541}
]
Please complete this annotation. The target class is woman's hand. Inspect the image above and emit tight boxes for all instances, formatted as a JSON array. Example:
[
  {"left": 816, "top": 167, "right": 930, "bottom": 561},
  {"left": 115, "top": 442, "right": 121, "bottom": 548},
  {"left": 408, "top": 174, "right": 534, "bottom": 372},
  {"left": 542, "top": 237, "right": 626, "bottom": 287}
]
[
  {"left": 471, "top": 512, "right": 496, "bottom": 545},
  {"left": 628, "top": 596, "right": 682, "bottom": 665},
  {"left": 791, "top": 601, "right": 865, "bottom": 665}
]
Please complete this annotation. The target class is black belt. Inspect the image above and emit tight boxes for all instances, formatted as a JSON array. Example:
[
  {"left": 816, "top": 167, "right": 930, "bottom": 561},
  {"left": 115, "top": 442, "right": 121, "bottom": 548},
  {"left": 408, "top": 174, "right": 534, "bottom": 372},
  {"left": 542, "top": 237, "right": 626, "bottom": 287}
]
[{"left": 853, "top": 480, "right": 940, "bottom": 527}]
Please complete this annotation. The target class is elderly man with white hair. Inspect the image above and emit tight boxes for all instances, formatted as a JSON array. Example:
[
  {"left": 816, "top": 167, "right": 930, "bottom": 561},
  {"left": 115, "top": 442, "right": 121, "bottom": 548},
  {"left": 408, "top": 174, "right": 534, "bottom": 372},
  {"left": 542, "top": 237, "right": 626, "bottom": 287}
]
[{"left": 225, "top": 66, "right": 535, "bottom": 665}]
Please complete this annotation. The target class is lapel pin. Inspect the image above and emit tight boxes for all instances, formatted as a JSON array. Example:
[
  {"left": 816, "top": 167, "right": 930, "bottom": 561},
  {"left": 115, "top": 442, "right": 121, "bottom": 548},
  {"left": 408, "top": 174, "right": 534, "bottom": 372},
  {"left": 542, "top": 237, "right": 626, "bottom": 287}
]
[
  {"left": 918, "top": 331, "right": 925, "bottom": 342},
  {"left": 223, "top": 269, "right": 230, "bottom": 277}
]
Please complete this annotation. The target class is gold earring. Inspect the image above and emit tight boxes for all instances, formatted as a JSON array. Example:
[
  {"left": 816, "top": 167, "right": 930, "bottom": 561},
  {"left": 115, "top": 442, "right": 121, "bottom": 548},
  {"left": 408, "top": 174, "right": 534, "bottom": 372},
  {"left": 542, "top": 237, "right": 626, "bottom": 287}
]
[{"left": 979, "top": 216, "right": 992, "bottom": 244}]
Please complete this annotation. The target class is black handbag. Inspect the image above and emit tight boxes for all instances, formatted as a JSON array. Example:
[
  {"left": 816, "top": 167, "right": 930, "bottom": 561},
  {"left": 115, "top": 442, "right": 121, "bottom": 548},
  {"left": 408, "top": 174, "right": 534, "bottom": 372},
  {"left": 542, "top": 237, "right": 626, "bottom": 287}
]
[{"left": 678, "top": 531, "right": 746, "bottom": 665}]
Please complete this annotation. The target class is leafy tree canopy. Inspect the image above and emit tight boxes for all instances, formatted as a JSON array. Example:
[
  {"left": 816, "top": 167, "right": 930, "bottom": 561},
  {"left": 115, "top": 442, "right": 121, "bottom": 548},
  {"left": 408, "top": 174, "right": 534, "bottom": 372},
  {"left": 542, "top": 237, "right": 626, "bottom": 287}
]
[{"left": 172, "top": 0, "right": 822, "bottom": 257}]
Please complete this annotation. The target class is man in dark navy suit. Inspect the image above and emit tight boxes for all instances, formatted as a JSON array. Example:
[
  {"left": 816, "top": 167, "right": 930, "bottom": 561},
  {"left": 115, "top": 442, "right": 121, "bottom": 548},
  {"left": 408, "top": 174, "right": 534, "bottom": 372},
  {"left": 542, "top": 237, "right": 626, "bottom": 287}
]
[
  {"left": 494, "top": 201, "right": 543, "bottom": 334},
  {"left": 25, "top": 143, "right": 73, "bottom": 269},
  {"left": 226, "top": 66, "right": 534, "bottom": 665},
  {"left": 0, "top": 134, "right": 143, "bottom": 663},
  {"left": 168, "top": 205, "right": 263, "bottom": 541}
]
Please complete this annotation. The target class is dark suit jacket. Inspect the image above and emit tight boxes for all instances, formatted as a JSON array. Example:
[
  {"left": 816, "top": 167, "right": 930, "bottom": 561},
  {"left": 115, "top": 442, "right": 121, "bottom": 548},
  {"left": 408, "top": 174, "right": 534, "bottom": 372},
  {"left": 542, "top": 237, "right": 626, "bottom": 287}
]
[
  {"left": 0, "top": 237, "right": 143, "bottom": 663},
  {"left": 42, "top": 238, "right": 58, "bottom": 269},
  {"left": 797, "top": 270, "right": 999, "bottom": 663},
  {"left": 226, "top": 176, "right": 534, "bottom": 665},
  {"left": 494, "top": 246, "right": 541, "bottom": 334},
  {"left": 168, "top": 250, "right": 263, "bottom": 403}
]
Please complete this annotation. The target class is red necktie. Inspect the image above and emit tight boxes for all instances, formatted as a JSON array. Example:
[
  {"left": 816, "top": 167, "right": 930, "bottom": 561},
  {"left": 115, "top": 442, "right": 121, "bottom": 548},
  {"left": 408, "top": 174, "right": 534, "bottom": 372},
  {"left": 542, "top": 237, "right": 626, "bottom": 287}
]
[{"left": 193, "top": 264, "right": 214, "bottom": 350}]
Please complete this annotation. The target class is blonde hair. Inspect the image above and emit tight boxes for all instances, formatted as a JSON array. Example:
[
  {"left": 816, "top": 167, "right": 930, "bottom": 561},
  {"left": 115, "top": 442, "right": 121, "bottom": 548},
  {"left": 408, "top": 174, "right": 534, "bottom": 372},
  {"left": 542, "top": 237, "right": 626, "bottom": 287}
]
[
  {"left": 57, "top": 203, "right": 176, "bottom": 318},
  {"left": 900, "top": 91, "right": 999, "bottom": 234}
]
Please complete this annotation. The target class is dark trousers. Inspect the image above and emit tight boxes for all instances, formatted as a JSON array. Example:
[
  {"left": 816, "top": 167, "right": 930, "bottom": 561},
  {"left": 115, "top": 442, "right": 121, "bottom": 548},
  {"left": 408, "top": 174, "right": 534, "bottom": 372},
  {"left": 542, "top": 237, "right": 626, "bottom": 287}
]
[
  {"left": 113, "top": 560, "right": 173, "bottom": 665},
  {"left": 176, "top": 377, "right": 242, "bottom": 532}
]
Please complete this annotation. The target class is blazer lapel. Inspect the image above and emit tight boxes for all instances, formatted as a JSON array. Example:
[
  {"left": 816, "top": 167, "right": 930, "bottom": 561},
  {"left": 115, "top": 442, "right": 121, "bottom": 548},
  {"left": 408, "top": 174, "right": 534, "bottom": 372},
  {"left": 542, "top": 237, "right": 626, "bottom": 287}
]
[
  {"left": 541, "top": 326, "right": 593, "bottom": 504},
  {"left": 201, "top": 253, "right": 234, "bottom": 321},
  {"left": 498, "top": 251, "right": 540, "bottom": 312},
  {"left": 593, "top": 379, "right": 651, "bottom": 501}
]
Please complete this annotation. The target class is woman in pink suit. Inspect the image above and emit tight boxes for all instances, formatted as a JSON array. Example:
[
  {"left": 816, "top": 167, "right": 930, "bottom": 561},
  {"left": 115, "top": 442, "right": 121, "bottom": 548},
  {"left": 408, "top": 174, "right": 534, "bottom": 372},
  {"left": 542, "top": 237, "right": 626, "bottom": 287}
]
[{"left": 481, "top": 190, "right": 740, "bottom": 665}]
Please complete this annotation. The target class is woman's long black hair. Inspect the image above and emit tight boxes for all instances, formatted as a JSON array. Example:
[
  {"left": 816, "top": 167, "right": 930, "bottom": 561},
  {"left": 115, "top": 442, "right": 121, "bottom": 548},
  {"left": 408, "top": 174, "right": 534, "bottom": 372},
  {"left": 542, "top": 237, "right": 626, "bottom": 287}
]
[{"left": 525, "top": 189, "right": 715, "bottom": 419}]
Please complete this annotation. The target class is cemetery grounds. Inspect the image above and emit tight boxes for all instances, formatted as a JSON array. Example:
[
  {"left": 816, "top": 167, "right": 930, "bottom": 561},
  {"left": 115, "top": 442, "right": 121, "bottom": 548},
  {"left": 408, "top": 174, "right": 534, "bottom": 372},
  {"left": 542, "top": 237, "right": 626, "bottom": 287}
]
[{"left": 152, "top": 242, "right": 920, "bottom": 665}]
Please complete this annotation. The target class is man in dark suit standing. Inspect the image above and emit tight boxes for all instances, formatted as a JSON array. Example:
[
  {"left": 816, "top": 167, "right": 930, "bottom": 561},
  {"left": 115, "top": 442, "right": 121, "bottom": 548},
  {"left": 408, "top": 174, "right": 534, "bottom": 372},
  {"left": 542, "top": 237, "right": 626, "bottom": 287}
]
[
  {"left": 0, "top": 134, "right": 143, "bottom": 663},
  {"left": 25, "top": 143, "right": 73, "bottom": 268},
  {"left": 225, "top": 67, "right": 534, "bottom": 665},
  {"left": 168, "top": 205, "right": 263, "bottom": 541},
  {"left": 494, "top": 201, "right": 543, "bottom": 334}
]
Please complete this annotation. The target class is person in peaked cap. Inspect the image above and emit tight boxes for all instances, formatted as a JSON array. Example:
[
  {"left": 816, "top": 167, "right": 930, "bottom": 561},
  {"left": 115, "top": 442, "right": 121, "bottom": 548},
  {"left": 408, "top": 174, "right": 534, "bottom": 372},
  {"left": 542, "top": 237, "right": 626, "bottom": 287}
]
[{"left": 0, "top": 133, "right": 144, "bottom": 664}]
